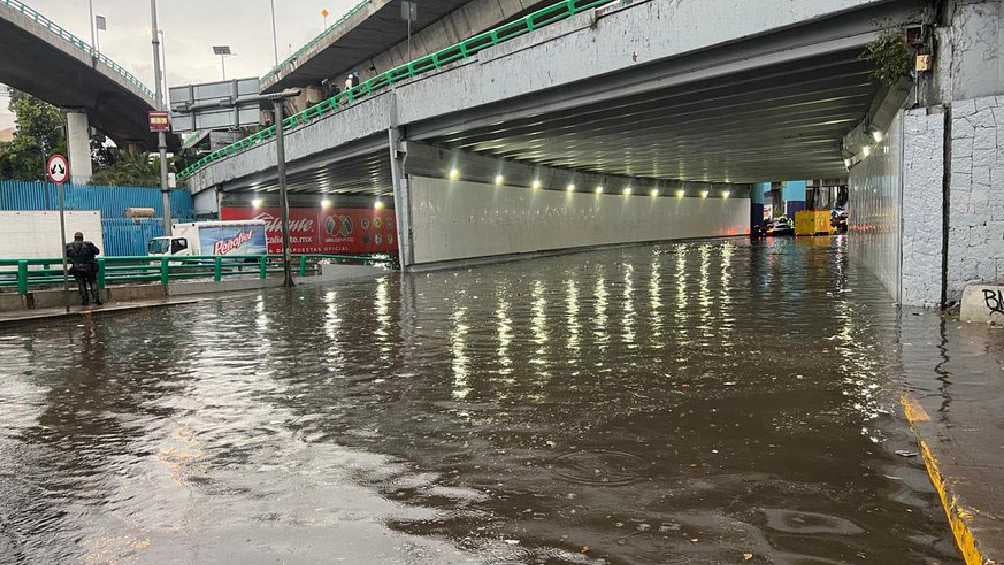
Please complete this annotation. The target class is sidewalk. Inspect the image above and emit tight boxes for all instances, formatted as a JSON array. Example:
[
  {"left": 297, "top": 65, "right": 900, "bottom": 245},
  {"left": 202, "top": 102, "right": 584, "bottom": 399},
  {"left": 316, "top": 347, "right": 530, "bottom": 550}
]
[
  {"left": 901, "top": 311, "right": 1004, "bottom": 565},
  {"left": 0, "top": 297, "right": 206, "bottom": 325}
]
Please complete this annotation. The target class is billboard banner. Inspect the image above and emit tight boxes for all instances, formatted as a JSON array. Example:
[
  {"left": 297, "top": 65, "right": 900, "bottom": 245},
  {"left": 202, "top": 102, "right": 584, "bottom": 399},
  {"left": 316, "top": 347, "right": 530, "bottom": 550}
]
[
  {"left": 220, "top": 207, "right": 397, "bottom": 255},
  {"left": 198, "top": 224, "right": 268, "bottom": 256}
]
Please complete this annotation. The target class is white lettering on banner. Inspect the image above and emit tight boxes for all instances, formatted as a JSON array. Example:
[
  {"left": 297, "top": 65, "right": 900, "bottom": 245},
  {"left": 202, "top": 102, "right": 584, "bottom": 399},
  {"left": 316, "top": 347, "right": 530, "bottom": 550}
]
[
  {"left": 214, "top": 231, "right": 254, "bottom": 255},
  {"left": 254, "top": 212, "right": 315, "bottom": 234}
]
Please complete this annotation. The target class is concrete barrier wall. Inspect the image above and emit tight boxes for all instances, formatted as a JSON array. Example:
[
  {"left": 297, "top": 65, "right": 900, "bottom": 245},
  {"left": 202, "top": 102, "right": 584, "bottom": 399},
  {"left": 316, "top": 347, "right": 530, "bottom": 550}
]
[
  {"left": 849, "top": 110, "right": 904, "bottom": 303},
  {"left": 409, "top": 176, "right": 749, "bottom": 264}
]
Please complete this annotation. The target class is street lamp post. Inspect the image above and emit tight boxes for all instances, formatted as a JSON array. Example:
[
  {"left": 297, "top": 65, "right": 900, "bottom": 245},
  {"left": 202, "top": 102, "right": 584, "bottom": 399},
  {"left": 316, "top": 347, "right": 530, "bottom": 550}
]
[
  {"left": 171, "top": 88, "right": 299, "bottom": 286},
  {"left": 150, "top": 0, "right": 171, "bottom": 235},
  {"left": 213, "top": 46, "right": 233, "bottom": 81},
  {"left": 269, "top": 0, "right": 279, "bottom": 67},
  {"left": 272, "top": 99, "right": 293, "bottom": 288}
]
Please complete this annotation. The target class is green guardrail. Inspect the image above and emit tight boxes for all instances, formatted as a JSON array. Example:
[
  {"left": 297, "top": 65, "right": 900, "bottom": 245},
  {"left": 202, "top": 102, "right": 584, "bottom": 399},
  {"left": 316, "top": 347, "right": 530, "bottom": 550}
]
[
  {"left": 178, "top": 0, "right": 618, "bottom": 181},
  {"left": 0, "top": 254, "right": 395, "bottom": 295},
  {"left": 1, "top": 0, "right": 156, "bottom": 100}
]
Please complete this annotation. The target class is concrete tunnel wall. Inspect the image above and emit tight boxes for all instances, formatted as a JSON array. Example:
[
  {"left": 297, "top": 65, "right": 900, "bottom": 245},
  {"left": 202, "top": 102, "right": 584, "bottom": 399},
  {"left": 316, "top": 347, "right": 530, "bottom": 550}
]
[{"left": 408, "top": 176, "right": 750, "bottom": 265}]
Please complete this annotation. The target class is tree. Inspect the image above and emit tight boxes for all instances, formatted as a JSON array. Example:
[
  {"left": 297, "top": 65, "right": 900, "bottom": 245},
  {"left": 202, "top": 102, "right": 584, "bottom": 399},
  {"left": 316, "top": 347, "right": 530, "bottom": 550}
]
[
  {"left": 88, "top": 149, "right": 162, "bottom": 187},
  {"left": 0, "top": 91, "right": 67, "bottom": 181}
]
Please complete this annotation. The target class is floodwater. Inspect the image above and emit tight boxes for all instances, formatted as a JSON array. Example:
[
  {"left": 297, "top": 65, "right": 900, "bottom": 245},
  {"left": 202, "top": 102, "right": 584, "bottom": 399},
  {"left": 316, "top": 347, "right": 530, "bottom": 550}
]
[{"left": 0, "top": 237, "right": 964, "bottom": 564}]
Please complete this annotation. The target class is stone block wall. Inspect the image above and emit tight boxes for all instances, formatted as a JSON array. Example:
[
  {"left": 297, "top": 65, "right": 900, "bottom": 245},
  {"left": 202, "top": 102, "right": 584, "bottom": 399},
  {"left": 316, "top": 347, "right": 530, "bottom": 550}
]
[
  {"left": 902, "top": 109, "right": 945, "bottom": 307},
  {"left": 947, "top": 95, "right": 1004, "bottom": 300}
]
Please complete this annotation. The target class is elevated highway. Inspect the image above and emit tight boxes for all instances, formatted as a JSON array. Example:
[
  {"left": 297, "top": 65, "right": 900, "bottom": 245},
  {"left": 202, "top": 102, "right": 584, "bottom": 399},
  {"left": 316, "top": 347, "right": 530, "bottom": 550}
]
[{"left": 0, "top": 0, "right": 177, "bottom": 181}]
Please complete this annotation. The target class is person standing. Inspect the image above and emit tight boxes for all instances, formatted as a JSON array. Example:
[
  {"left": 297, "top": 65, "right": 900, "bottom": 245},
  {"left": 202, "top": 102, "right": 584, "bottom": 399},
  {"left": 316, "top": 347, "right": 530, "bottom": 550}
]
[{"left": 66, "top": 232, "right": 102, "bottom": 306}]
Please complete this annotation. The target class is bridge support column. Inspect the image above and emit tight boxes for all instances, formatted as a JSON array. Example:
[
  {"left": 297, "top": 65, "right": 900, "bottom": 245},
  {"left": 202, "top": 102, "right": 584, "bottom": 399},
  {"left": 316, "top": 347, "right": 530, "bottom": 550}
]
[
  {"left": 65, "top": 111, "right": 92, "bottom": 185},
  {"left": 388, "top": 126, "right": 414, "bottom": 270}
]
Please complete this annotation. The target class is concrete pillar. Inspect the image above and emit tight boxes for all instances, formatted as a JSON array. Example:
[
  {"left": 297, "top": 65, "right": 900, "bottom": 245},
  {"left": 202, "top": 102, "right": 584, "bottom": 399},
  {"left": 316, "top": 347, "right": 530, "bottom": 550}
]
[
  {"left": 751, "top": 182, "right": 769, "bottom": 228},
  {"left": 65, "top": 111, "right": 92, "bottom": 185},
  {"left": 782, "top": 180, "right": 806, "bottom": 217},
  {"left": 388, "top": 126, "right": 413, "bottom": 269}
]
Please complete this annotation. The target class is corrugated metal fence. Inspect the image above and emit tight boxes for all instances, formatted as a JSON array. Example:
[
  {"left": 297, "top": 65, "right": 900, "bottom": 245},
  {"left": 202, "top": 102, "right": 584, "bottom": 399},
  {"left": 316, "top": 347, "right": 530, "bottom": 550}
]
[
  {"left": 0, "top": 181, "right": 193, "bottom": 218},
  {"left": 0, "top": 181, "right": 195, "bottom": 256}
]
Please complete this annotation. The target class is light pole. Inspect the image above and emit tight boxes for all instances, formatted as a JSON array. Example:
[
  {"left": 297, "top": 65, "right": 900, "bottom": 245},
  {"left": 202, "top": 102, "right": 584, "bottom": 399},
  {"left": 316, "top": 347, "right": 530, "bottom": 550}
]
[
  {"left": 151, "top": 0, "right": 171, "bottom": 235},
  {"left": 160, "top": 30, "right": 168, "bottom": 107},
  {"left": 213, "top": 46, "right": 233, "bottom": 81},
  {"left": 269, "top": 0, "right": 279, "bottom": 67},
  {"left": 95, "top": 15, "right": 106, "bottom": 53}
]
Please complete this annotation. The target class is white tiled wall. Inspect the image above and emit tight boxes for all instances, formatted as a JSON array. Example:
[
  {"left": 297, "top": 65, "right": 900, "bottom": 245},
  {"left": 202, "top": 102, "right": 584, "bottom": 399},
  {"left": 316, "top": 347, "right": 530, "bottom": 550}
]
[{"left": 409, "top": 176, "right": 750, "bottom": 264}]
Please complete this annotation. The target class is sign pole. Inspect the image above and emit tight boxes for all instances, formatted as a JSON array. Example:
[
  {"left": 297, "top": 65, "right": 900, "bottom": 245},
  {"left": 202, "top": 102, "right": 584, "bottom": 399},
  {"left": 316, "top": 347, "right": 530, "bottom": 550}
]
[
  {"left": 47, "top": 154, "right": 71, "bottom": 312},
  {"left": 57, "top": 181, "right": 70, "bottom": 313}
]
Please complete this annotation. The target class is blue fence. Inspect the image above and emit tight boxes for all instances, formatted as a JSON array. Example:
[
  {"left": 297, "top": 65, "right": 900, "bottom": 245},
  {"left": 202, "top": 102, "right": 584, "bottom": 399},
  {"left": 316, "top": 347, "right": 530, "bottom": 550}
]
[
  {"left": 0, "top": 181, "right": 193, "bottom": 218},
  {"left": 0, "top": 181, "right": 194, "bottom": 256},
  {"left": 101, "top": 218, "right": 166, "bottom": 257}
]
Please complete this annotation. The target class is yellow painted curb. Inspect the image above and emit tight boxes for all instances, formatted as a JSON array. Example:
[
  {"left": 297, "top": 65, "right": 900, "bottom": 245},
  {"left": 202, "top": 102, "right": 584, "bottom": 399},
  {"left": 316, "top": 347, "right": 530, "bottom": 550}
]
[{"left": 901, "top": 394, "right": 989, "bottom": 565}]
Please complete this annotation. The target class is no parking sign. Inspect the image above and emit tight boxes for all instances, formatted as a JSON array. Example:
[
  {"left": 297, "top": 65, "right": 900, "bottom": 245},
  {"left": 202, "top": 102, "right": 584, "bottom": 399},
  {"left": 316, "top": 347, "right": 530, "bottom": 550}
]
[{"left": 46, "top": 154, "right": 69, "bottom": 184}]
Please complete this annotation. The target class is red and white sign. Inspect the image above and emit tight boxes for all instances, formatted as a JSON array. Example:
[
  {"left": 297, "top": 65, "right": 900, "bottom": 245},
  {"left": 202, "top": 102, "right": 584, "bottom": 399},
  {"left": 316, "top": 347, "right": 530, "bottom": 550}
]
[
  {"left": 221, "top": 207, "right": 398, "bottom": 255},
  {"left": 148, "top": 111, "right": 171, "bottom": 133},
  {"left": 46, "top": 154, "right": 69, "bottom": 184}
]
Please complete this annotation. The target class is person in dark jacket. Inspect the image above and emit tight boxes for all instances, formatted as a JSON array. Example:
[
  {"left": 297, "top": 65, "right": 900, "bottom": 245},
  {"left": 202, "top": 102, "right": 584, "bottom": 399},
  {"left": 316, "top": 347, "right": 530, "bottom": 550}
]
[{"left": 66, "top": 232, "right": 101, "bottom": 306}]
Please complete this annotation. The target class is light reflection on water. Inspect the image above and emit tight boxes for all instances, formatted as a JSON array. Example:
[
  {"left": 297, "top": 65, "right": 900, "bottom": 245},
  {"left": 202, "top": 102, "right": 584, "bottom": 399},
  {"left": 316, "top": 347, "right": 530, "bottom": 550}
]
[{"left": 0, "top": 237, "right": 963, "bottom": 564}]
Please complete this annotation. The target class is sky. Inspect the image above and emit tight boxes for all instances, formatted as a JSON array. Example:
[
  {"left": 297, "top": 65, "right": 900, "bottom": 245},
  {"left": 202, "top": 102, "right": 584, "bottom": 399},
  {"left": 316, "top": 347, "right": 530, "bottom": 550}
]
[{"left": 1, "top": 0, "right": 360, "bottom": 130}]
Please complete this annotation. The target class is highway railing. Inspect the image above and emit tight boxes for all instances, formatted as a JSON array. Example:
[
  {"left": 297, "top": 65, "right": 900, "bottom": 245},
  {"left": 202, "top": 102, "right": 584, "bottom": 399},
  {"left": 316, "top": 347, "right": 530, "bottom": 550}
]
[
  {"left": 1, "top": 0, "right": 156, "bottom": 100},
  {"left": 0, "top": 254, "right": 395, "bottom": 295},
  {"left": 178, "top": 0, "right": 618, "bottom": 181}
]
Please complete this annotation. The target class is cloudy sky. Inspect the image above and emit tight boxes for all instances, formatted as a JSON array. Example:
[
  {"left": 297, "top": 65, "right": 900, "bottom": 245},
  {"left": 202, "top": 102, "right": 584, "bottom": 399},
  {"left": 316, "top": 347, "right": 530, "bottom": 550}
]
[{"left": 1, "top": 0, "right": 358, "bottom": 130}]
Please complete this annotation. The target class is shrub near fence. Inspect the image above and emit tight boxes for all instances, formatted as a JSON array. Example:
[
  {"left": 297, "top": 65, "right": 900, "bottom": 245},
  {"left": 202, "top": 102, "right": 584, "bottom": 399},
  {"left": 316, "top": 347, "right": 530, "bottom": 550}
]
[{"left": 0, "top": 181, "right": 195, "bottom": 256}]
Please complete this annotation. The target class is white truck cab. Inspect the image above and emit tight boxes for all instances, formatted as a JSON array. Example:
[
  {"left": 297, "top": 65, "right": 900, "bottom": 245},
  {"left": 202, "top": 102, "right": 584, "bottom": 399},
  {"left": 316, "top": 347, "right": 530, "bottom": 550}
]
[{"left": 147, "top": 236, "right": 192, "bottom": 257}]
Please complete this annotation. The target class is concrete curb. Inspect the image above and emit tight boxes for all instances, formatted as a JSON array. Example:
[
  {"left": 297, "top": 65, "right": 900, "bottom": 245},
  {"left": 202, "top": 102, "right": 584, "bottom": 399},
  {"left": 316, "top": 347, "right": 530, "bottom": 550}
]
[
  {"left": 901, "top": 393, "right": 998, "bottom": 565},
  {"left": 0, "top": 298, "right": 206, "bottom": 326}
]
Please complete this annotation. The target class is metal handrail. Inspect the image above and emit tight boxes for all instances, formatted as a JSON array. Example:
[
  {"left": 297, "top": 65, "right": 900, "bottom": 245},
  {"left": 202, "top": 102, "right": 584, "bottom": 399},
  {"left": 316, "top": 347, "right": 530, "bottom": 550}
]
[
  {"left": 0, "top": 254, "right": 395, "bottom": 294},
  {"left": 1, "top": 0, "right": 156, "bottom": 100},
  {"left": 178, "top": 0, "right": 617, "bottom": 181}
]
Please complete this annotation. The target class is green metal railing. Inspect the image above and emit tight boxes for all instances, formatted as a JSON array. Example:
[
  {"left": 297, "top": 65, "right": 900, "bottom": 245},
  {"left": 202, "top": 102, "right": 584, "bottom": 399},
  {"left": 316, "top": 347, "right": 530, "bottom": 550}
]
[
  {"left": 0, "top": 254, "right": 395, "bottom": 295},
  {"left": 178, "top": 0, "right": 618, "bottom": 181},
  {"left": 1, "top": 0, "right": 157, "bottom": 100}
]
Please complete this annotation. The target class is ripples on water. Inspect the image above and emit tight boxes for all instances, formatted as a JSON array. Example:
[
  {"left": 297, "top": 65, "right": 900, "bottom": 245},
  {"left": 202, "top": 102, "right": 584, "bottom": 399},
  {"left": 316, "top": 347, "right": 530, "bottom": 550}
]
[{"left": 0, "top": 238, "right": 962, "bottom": 564}]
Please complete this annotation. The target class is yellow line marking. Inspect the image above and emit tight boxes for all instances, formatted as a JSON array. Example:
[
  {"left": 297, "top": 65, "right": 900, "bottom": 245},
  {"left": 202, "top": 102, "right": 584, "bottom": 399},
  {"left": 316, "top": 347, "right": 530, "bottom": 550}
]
[
  {"left": 901, "top": 393, "right": 930, "bottom": 423},
  {"left": 902, "top": 393, "right": 989, "bottom": 565}
]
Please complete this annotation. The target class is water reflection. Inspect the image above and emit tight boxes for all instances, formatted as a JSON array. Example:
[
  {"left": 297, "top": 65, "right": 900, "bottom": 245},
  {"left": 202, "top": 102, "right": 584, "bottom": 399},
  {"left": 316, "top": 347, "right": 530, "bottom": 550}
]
[{"left": 0, "top": 238, "right": 963, "bottom": 565}]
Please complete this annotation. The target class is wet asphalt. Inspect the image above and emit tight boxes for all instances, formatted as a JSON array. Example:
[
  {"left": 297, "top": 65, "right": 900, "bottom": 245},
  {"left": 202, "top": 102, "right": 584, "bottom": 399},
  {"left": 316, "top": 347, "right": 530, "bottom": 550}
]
[{"left": 0, "top": 237, "right": 963, "bottom": 564}]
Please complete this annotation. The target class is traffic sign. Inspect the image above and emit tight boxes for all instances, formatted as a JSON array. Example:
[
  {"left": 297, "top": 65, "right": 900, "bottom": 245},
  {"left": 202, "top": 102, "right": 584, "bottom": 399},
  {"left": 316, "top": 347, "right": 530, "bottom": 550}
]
[
  {"left": 149, "top": 111, "right": 171, "bottom": 133},
  {"left": 46, "top": 154, "right": 69, "bottom": 184}
]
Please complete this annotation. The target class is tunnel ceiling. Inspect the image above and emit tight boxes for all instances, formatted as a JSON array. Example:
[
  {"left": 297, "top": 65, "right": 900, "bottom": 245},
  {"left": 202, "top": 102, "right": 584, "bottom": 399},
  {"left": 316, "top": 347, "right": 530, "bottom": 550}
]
[
  {"left": 418, "top": 48, "right": 877, "bottom": 184},
  {"left": 234, "top": 47, "right": 877, "bottom": 196}
]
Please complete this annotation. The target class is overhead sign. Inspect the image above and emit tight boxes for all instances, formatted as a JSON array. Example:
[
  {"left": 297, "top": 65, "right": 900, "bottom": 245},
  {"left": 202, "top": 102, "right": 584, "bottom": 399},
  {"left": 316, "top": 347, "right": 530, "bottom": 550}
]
[
  {"left": 46, "top": 154, "right": 69, "bottom": 184},
  {"left": 169, "top": 77, "right": 261, "bottom": 133},
  {"left": 148, "top": 111, "right": 171, "bottom": 133}
]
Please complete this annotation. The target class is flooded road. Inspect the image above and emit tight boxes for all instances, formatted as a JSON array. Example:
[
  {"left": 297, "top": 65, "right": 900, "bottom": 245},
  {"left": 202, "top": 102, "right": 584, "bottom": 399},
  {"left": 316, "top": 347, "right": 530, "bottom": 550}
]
[{"left": 0, "top": 237, "right": 963, "bottom": 564}]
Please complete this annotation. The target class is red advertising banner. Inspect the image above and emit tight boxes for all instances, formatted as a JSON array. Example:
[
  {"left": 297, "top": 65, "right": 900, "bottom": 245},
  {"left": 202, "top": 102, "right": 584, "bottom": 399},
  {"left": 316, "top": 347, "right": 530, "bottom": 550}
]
[{"left": 221, "top": 207, "right": 397, "bottom": 255}]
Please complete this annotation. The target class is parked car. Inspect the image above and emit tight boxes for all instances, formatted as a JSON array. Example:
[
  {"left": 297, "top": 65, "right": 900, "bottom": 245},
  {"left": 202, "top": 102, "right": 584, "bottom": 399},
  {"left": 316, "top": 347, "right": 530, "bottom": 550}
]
[
  {"left": 766, "top": 216, "right": 795, "bottom": 236},
  {"left": 831, "top": 209, "right": 849, "bottom": 233}
]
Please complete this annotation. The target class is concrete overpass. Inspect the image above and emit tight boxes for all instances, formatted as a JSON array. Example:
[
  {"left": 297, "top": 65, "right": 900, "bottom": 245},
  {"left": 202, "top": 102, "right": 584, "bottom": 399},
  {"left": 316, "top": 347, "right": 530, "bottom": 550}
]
[
  {"left": 262, "top": 0, "right": 556, "bottom": 100},
  {"left": 183, "top": 0, "right": 1004, "bottom": 309},
  {"left": 0, "top": 0, "right": 176, "bottom": 182}
]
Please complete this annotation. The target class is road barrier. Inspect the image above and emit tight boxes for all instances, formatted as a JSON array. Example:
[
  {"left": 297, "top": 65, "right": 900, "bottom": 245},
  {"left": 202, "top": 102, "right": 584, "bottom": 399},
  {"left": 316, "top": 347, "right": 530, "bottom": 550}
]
[
  {"left": 178, "top": 0, "right": 619, "bottom": 181},
  {"left": 0, "top": 254, "right": 395, "bottom": 295}
]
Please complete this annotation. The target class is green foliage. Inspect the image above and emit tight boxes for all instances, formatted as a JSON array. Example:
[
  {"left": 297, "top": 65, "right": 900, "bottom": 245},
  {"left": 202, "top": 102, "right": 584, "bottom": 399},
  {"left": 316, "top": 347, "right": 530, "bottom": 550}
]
[
  {"left": 863, "top": 31, "right": 912, "bottom": 87},
  {"left": 0, "top": 91, "right": 66, "bottom": 181},
  {"left": 89, "top": 149, "right": 162, "bottom": 187}
]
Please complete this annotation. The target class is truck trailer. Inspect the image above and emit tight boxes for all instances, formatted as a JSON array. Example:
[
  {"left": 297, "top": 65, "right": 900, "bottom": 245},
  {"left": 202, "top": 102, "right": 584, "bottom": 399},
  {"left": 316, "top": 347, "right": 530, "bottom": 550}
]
[{"left": 147, "top": 220, "right": 267, "bottom": 257}]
